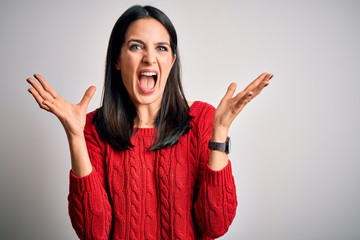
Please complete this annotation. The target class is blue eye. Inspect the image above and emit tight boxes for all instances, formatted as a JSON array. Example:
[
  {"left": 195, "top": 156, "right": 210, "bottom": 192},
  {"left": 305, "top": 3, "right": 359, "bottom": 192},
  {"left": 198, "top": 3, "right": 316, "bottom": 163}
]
[
  {"left": 157, "top": 46, "right": 168, "bottom": 52},
  {"left": 130, "top": 44, "right": 142, "bottom": 51}
]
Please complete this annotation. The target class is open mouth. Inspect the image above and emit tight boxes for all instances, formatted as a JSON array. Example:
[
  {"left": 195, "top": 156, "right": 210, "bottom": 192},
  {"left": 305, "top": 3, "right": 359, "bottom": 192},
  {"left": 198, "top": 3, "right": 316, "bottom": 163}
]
[{"left": 138, "top": 71, "right": 158, "bottom": 93}]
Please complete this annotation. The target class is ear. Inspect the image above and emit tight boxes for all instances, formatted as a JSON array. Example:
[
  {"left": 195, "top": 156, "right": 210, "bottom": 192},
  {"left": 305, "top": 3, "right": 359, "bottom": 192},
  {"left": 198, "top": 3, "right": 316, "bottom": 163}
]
[
  {"left": 171, "top": 54, "right": 177, "bottom": 66},
  {"left": 115, "top": 58, "right": 121, "bottom": 71}
]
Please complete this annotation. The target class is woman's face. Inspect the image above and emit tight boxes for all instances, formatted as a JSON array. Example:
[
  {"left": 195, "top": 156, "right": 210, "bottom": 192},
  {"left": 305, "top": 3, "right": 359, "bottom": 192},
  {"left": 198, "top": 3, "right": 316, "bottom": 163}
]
[{"left": 116, "top": 18, "right": 176, "bottom": 109}]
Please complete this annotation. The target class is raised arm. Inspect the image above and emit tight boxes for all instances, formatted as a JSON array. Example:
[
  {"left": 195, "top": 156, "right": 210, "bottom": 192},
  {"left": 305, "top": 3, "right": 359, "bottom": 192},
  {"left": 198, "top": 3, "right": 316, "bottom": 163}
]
[
  {"left": 26, "top": 73, "right": 96, "bottom": 176},
  {"left": 27, "top": 74, "right": 113, "bottom": 239},
  {"left": 209, "top": 72, "right": 273, "bottom": 170},
  {"left": 194, "top": 72, "right": 273, "bottom": 238}
]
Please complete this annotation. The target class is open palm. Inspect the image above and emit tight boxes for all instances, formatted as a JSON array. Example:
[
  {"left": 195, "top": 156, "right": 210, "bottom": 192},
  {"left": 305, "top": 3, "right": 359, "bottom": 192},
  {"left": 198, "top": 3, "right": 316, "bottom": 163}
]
[
  {"left": 26, "top": 74, "right": 96, "bottom": 138},
  {"left": 214, "top": 72, "right": 273, "bottom": 130}
]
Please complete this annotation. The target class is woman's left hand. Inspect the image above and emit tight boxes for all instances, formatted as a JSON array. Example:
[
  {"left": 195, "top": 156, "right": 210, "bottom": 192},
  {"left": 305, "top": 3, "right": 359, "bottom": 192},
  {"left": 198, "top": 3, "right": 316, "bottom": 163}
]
[{"left": 212, "top": 72, "right": 273, "bottom": 140}]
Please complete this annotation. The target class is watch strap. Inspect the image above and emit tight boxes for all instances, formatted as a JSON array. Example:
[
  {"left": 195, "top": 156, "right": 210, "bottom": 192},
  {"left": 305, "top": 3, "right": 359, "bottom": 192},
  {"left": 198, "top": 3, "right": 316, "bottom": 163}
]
[{"left": 208, "top": 137, "right": 230, "bottom": 154}]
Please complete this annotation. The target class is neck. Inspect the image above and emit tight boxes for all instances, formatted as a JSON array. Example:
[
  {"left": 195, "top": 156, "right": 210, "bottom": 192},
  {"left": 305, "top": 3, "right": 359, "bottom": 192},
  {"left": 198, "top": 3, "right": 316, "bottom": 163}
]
[
  {"left": 135, "top": 116, "right": 156, "bottom": 128},
  {"left": 134, "top": 104, "right": 159, "bottom": 128}
]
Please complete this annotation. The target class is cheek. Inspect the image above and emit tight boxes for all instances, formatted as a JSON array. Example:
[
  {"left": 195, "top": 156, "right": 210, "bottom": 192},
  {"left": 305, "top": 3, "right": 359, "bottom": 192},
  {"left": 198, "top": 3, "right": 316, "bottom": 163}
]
[
  {"left": 161, "top": 56, "right": 175, "bottom": 74},
  {"left": 121, "top": 72, "right": 136, "bottom": 93},
  {"left": 118, "top": 48, "right": 136, "bottom": 70},
  {"left": 120, "top": 66, "right": 135, "bottom": 91},
  {"left": 119, "top": 57, "right": 137, "bottom": 81}
]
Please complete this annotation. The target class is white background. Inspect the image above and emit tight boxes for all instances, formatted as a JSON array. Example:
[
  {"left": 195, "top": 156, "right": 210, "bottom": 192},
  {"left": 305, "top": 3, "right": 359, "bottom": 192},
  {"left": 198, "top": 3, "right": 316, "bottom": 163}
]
[{"left": 1, "top": 0, "right": 359, "bottom": 239}]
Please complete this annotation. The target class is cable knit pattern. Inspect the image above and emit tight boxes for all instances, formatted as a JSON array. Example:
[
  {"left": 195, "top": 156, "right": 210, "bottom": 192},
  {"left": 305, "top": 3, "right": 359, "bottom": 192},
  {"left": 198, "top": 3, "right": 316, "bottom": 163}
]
[{"left": 68, "top": 101, "right": 238, "bottom": 239}]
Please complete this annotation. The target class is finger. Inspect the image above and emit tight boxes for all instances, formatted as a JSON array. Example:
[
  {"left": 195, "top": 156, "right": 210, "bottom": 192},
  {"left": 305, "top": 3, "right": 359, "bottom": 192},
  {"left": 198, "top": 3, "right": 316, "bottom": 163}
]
[
  {"left": 33, "top": 73, "right": 58, "bottom": 99},
  {"left": 27, "top": 87, "right": 51, "bottom": 111},
  {"left": 79, "top": 86, "right": 96, "bottom": 108},
  {"left": 26, "top": 75, "right": 55, "bottom": 102},
  {"left": 222, "top": 83, "right": 237, "bottom": 101},
  {"left": 41, "top": 99, "right": 55, "bottom": 111},
  {"left": 243, "top": 72, "right": 272, "bottom": 92},
  {"left": 248, "top": 73, "right": 274, "bottom": 99},
  {"left": 259, "top": 73, "right": 273, "bottom": 88},
  {"left": 234, "top": 91, "right": 253, "bottom": 109},
  {"left": 232, "top": 73, "right": 272, "bottom": 104}
]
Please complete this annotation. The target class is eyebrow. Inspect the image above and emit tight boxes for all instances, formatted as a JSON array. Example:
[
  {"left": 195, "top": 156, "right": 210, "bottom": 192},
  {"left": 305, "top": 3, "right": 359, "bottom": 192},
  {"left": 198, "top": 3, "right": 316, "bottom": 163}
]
[{"left": 127, "top": 39, "right": 170, "bottom": 46}]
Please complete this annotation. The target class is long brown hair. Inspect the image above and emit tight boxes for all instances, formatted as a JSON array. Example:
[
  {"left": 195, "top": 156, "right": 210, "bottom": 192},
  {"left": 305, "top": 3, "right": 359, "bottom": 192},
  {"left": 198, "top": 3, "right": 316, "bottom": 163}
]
[{"left": 93, "top": 5, "right": 192, "bottom": 151}]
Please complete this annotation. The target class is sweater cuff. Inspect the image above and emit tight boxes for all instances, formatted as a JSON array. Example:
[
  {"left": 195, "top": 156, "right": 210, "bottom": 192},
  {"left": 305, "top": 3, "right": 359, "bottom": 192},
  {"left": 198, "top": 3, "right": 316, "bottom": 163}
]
[
  {"left": 69, "top": 169, "right": 99, "bottom": 193},
  {"left": 206, "top": 160, "right": 234, "bottom": 186}
]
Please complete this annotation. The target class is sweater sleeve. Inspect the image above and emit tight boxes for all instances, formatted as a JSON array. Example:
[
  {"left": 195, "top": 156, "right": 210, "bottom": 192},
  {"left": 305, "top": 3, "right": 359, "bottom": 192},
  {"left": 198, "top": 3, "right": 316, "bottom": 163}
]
[
  {"left": 193, "top": 103, "right": 238, "bottom": 238},
  {"left": 68, "top": 112, "right": 112, "bottom": 240}
]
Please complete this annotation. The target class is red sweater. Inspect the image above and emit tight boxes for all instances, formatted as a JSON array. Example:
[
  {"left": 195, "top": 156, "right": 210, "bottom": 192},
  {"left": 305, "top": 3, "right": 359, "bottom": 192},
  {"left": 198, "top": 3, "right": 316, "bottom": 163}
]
[{"left": 68, "top": 101, "right": 237, "bottom": 239}]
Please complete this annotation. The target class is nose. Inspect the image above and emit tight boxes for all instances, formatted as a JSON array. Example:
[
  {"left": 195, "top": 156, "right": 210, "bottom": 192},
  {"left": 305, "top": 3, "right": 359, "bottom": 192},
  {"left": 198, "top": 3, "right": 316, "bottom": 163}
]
[{"left": 142, "top": 50, "right": 156, "bottom": 65}]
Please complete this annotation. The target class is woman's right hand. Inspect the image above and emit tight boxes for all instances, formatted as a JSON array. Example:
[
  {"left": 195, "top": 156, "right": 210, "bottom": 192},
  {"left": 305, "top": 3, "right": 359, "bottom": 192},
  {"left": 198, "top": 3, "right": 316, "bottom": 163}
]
[{"left": 27, "top": 73, "right": 96, "bottom": 139}]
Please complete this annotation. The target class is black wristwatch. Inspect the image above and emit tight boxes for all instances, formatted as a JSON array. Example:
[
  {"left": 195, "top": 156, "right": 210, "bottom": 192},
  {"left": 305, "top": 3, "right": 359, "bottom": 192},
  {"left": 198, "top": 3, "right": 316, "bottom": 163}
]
[{"left": 208, "top": 137, "right": 231, "bottom": 154}]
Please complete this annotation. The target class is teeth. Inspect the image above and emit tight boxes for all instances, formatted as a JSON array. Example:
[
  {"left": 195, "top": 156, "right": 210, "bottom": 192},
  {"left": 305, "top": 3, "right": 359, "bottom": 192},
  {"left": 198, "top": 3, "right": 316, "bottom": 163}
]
[{"left": 140, "top": 72, "right": 157, "bottom": 76}]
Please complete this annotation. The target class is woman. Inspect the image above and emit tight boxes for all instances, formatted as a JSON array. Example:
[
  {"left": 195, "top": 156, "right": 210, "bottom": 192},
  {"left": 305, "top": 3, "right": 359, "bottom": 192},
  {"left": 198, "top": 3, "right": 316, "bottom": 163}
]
[{"left": 26, "top": 5, "right": 273, "bottom": 240}]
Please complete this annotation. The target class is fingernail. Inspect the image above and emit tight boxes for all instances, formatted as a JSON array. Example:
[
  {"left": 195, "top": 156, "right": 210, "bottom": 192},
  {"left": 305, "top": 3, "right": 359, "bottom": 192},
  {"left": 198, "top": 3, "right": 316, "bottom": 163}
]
[
  {"left": 264, "top": 83, "right": 269, "bottom": 87},
  {"left": 269, "top": 74, "right": 274, "bottom": 80}
]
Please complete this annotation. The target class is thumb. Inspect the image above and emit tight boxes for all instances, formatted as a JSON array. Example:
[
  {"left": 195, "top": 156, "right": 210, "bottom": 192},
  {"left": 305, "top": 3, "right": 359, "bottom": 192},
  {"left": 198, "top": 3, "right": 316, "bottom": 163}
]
[
  {"left": 79, "top": 86, "right": 96, "bottom": 108},
  {"left": 222, "top": 82, "right": 237, "bottom": 101}
]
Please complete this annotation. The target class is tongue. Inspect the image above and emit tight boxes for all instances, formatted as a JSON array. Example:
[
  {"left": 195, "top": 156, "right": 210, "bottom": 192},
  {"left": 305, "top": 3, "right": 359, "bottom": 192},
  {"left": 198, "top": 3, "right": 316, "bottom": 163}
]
[{"left": 139, "top": 75, "right": 155, "bottom": 93}]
